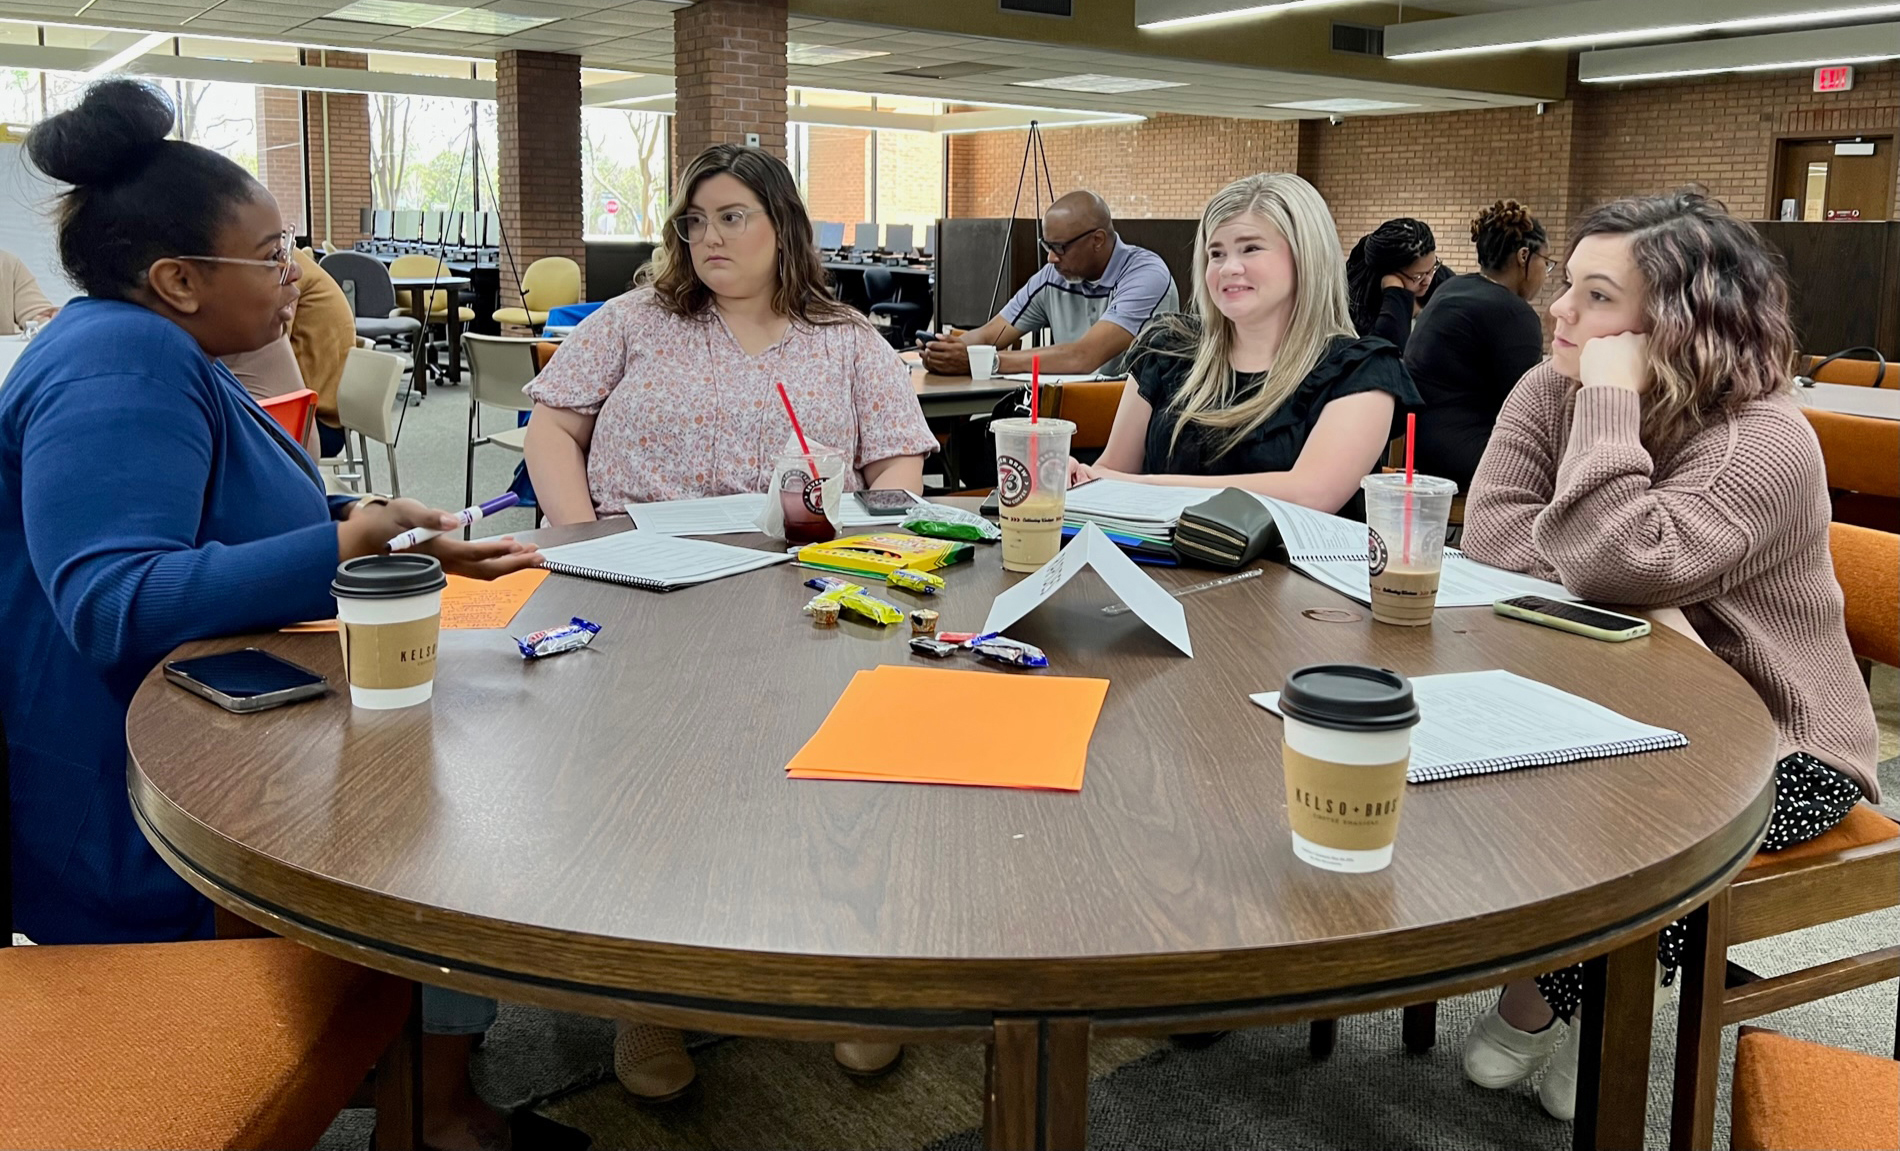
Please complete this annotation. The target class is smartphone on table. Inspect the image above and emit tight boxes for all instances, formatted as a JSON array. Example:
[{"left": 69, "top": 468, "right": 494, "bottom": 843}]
[
  {"left": 1493, "top": 596, "right": 1652, "bottom": 642},
  {"left": 855, "top": 489, "right": 919, "bottom": 516},
  {"left": 164, "top": 648, "right": 329, "bottom": 713}
]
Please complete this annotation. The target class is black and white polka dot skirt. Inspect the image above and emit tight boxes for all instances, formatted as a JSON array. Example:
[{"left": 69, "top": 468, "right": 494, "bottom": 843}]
[{"left": 1535, "top": 752, "right": 1864, "bottom": 1018}]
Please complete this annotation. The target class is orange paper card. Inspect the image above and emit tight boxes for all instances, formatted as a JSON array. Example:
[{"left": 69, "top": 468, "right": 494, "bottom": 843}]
[
  {"left": 786, "top": 665, "right": 1109, "bottom": 791},
  {"left": 281, "top": 567, "right": 549, "bottom": 633}
]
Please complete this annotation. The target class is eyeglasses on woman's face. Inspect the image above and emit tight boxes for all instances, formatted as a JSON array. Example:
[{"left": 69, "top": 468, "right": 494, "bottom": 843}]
[
  {"left": 674, "top": 206, "right": 765, "bottom": 244},
  {"left": 173, "top": 231, "right": 296, "bottom": 285},
  {"left": 1398, "top": 259, "right": 1441, "bottom": 288}
]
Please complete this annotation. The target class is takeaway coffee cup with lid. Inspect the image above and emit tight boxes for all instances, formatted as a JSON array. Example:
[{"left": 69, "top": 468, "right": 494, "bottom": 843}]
[
  {"left": 332, "top": 554, "right": 447, "bottom": 709},
  {"left": 1277, "top": 663, "right": 1421, "bottom": 873}
]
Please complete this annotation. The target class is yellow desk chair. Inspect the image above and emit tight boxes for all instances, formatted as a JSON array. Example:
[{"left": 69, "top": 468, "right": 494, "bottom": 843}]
[{"left": 492, "top": 257, "right": 581, "bottom": 334}]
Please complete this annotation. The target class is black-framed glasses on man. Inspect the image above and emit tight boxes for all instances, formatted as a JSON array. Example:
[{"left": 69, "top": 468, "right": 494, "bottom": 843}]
[
  {"left": 674, "top": 207, "right": 764, "bottom": 244},
  {"left": 1038, "top": 227, "right": 1102, "bottom": 259},
  {"left": 172, "top": 231, "right": 295, "bottom": 285}
]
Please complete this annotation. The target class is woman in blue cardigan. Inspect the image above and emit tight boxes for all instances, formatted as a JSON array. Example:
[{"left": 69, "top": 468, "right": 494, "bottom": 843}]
[{"left": 0, "top": 81, "right": 560, "bottom": 1151}]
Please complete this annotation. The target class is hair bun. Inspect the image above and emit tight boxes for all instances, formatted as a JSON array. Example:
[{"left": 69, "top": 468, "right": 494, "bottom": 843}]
[
  {"left": 1472, "top": 199, "right": 1536, "bottom": 243},
  {"left": 27, "top": 79, "right": 175, "bottom": 187}
]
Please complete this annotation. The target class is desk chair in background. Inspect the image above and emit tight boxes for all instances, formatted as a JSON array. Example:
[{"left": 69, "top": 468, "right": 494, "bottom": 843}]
[
  {"left": 258, "top": 389, "right": 316, "bottom": 446},
  {"left": 1039, "top": 379, "right": 1122, "bottom": 465},
  {"left": 461, "top": 334, "right": 538, "bottom": 519},
  {"left": 865, "top": 266, "right": 928, "bottom": 348},
  {"left": 318, "top": 252, "right": 422, "bottom": 363},
  {"left": 0, "top": 716, "right": 424, "bottom": 1151},
  {"left": 491, "top": 257, "right": 581, "bottom": 335},
  {"left": 320, "top": 348, "right": 408, "bottom": 497},
  {"left": 389, "top": 255, "right": 476, "bottom": 384}
]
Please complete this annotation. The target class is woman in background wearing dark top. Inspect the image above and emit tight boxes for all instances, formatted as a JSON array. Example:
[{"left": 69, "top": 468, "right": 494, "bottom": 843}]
[
  {"left": 1069, "top": 173, "right": 1419, "bottom": 515},
  {"left": 1345, "top": 217, "right": 1440, "bottom": 352},
  {"left": 1406, "top": 200, "right": 1551, "bottom": 491}
]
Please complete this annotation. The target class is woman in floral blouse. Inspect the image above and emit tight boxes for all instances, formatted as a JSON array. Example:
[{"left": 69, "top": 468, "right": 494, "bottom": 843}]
[{"left": 525, "top": 144, "right": 936, "bottom": 523}]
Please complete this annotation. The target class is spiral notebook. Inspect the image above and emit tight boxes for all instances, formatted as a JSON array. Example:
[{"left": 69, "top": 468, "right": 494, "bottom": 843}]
[
  {"left": 537, "top": 529, "right": 791, "bottom": 591},
  {"left": 1251, "top": 669, "right": 1688, "bottom": 783}
]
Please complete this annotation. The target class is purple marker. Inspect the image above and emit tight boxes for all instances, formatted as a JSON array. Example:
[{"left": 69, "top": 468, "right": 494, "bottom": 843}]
[{"left": 387, "top": 492, "right": 520, "bottom": 551}]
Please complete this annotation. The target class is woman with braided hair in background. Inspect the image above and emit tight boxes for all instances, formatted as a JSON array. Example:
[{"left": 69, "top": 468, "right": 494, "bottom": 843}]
[
  {"left": 1405, "top": 200, "right": 1551, "bottom": 492},
  {"left": 1344, "top": 217, "right": 1443, "bottom": 352}
]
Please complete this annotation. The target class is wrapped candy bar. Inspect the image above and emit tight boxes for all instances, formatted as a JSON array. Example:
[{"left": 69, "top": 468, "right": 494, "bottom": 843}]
[
  {"left": 937, "top": 631, "right": 980, "bottom": 646},
  {"left": 804, "top": 578, "right": 903, "bottom": 626},
  {"left": 909, "top": 636, "right": 958, "bottom": 658},
  {"left": 885, "top": 568, "right": 944, "bottom": 595},
  {"left": 970, "top": 633, "right": 1048, "bottom": 669},
  {"left": 515, "top": 617, "right": 601, "bottom": 659},
  {"left": 901, "top": 502, "right": 1001, "bottom": 542}
]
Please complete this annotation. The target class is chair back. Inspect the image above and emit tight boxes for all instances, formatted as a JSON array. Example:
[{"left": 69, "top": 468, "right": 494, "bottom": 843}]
[
  {"left": 534, "top": 342, "right": 560, "bottom": 373},
  {"left": 519, "top": 257, "right": 582, "bottom": 311},
  {"left": 1804, "top": 408, "right": 1900, "bottom": 499},
  {"left": 1801, "top": 352, "right": 1897, "bottom": 388},
  {"left": 388, "top": 255, "right": 456, "bottom": 315},
  {"left": 1828, "top": 522, "right": 1900, "bottom": 668},
  {"left": 336, "top": 348, "right": 405, "bottom": 446},
  {"left": 257, "top": 389, "right": 316, "bottom": 443},
  {"left": 863, "top": 265, "right": 896, "bottom": 305},
  {"left": 1044, "top": 379, "right": 1124, "bottom": 451},
  {"left": 318, "top": 251, "right": 398, "bottom": 319},
  {"left": 462, "top": 335, "right": 538, "bottom": 413}
]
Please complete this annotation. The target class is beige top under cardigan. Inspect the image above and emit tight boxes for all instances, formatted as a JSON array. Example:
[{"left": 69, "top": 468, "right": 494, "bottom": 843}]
[
  {"left": 0, "top": 249, "right": 57, "bottom": 336},
  {"left": 1463, "top": 362, "right": 1879, "bottom": 800}
]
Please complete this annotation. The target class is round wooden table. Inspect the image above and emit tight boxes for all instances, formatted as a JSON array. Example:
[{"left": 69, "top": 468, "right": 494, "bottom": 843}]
[
  {"left": 388, "top": 274, "right": 471, "bottom": 395},
  {"left": 127, "top": 511, "right": 1777, "bottom": 1151}
]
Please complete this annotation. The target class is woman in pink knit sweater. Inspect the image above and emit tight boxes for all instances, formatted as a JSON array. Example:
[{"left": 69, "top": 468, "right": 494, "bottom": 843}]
[{"left": 1456, "top": 192, "right": 1880, "bottom": 1121}]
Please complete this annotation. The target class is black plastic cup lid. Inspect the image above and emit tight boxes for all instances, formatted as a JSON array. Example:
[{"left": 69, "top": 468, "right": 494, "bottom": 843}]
[
  {"left": 1279, "top": 664, "right": 1419, "bottom": 732},
  {"left": 332, "top": 554, "right": 448, "bottom": 599}
]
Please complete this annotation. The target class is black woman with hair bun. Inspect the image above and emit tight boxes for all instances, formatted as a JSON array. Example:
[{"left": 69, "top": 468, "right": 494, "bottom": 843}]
[
  {"left": 1403, "top": 199, "right": 1551, "bottom": 493},
  {"left": 0, "top": 79, "right": 571, "bottom": 1151}
]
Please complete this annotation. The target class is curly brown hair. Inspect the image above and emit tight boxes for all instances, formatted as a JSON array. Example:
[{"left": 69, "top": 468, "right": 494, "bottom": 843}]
[
  {"left": 1569, "top": 191, "right": 1795, "bottom": 445},
  {"left": 1470, "top": 200, "right": 1546, "bottom": 272},
  {"left": 643, "top": 143, "right": 861, "bottom": 327}
]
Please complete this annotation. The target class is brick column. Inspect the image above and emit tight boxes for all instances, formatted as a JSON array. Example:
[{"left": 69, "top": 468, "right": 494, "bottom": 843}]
[
  {"left": 255, "top": 87, "right": 306, "bottom": 237},
  {"left": 496, "top": 50, "right": 584, "bottom": 316},
  {"left": 302, "top": 50, "right": 372, "bottom": 248},
  {"left": 673, "top": 0, "right": 788, "bottom": 174}
]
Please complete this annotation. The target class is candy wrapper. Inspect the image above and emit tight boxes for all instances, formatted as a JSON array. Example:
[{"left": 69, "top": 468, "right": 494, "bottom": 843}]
[
  {"left": 902, "top": 502, "right": 1001, "bottom": 542},
  {"left": 803, "top": 577, "right": 903, "bottom": 626},
  {"left": 938, "top": 631, "right": 980, "bottom": 646},
  {"left": 908, "top": 608, "right": 939, "bottom": 634},
  {"left": 909, "top": 636, "right": 958, "bottom": 658},
  {"left": 970, "top": 633, "right": 1048, "bottom": 669},
  {"left": 885, "top": 568, "right": 944, "bottom": 595},
  {"left": 516, "top": 617, "right": 601, "bottom": 659}
]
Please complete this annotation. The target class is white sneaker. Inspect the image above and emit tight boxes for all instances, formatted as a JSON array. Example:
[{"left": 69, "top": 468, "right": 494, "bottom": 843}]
[
  {"left": 1537, "top": 1017, "right": 1581, "bottom": 1121},
  {"left": 1462, "top": 1001, "right": 1563, "bottom": 1089}
]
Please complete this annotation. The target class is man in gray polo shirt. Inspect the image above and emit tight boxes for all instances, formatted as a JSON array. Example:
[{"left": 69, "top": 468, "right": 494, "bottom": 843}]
[{"left": 921, "top": 190, "right": 1178, "bottom": 378}]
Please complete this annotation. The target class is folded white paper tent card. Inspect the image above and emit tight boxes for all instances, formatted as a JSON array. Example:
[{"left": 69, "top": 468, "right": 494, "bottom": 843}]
[{"left": 981, "top": 522, "right": 1192, "bottom": 657}]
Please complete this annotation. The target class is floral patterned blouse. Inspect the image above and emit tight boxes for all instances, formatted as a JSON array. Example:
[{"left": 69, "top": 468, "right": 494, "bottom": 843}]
[{"left": 526, "top": 288, "right": 938, "bottom": 516}]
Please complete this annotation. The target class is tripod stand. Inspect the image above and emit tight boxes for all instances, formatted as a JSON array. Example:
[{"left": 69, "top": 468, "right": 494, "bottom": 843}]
[{"left": 985, "top": 120, "right": 1055, "bottom": 319}]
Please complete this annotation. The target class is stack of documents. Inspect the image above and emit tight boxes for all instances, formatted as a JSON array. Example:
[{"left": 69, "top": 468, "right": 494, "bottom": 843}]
[
  {"left": 1060, "top": 479, "right": 1215, "bottom": 555},
  {"left": 625, "top": 492, "right": 918, "bottom": 535},
  {"left": 1253, "top": 494, "right": 1579, "bottom": 608},
  {"left": 537, "top": 530, "right": 790, "bottom": 592},
  {"left": 786, "top": 665, "right": 1110, "bottom": 790},
  {"left": 1253, "top": 669, "right": 1687, "bottom": 782}
]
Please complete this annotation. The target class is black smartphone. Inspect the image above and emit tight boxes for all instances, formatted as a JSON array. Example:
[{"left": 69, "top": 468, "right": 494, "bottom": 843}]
[
  {"left": 856, "top": 489, "right": 919, "bottom": 515},
  {"left": 979, "top": 490, "right": 1000, "bottom": 517},
  {"left": 164, "top": 648, "right": 329, "bottom": 713}
]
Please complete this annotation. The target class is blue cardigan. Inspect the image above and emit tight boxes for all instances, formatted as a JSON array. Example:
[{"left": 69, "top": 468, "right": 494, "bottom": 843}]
[{"left": 1, "top": 298, "right": 349, "bottom": 944}]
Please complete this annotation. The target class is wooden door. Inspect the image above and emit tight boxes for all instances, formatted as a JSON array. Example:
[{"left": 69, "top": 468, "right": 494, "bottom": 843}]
[{"left": 1776, "top": 138, "right": 1896, "bottom": 222}]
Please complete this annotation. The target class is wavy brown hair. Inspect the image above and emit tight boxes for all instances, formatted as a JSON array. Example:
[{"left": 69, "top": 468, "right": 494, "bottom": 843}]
[
  {"left": 1570, "top": 192, "right": 1795, "bottom": 445},
  {"left": 643, "top": 144, "right": 859, "bottom": 327}
]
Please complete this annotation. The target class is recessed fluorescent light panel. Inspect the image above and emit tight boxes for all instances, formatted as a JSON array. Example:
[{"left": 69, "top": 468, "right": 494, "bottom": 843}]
[
  {"left": 1138, "top": 1, "right": 1356, "bottom": 30},
  {"left": 1270, "top": 97, "right": 1418, "bottom": 112},
  {"left": 1011, "top": 73, "right": 1188, "bottom": 93},
  {"left": 1385, "top": 0, "right": 1900, "bottom": 59},
  {"left": 324, "top": 1, "right": 553, "bottom": 34},
  {"left": 1575, "top": 20, "right": 1900, "bottom": 82},
  {"left": 787, "top": 43, "right": 891, "bottom": 65},
  {"left": 85, "top": 31, "right": 170, "bottom": 77}
]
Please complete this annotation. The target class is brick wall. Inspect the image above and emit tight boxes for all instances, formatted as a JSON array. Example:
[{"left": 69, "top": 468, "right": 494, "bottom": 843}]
[
  {"left": 876, "top": 131, "right": 941, "bottom": 232},
  {"left": 947, "top": 114, "right": 1299, "bottom": 218},
  {"left": 255, "top": 87, "right": 306, "bottom": 238},
  {"left": 804, "top": 127, "right": 868, "bottom": 222},
  {"left": 497, "top": 50, "right": 585, "bottom": 317},
  {"left": 673, "top": 0, "right": 788, "bottom": 172},
  {"left": 302, "top": 50, "right": 372, "bottom": 249}
]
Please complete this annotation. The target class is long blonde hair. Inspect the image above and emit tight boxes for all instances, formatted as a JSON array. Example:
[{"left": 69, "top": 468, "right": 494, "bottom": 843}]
[{"left": 1151, "top": 173, "right": 1354, "bottom": 459}]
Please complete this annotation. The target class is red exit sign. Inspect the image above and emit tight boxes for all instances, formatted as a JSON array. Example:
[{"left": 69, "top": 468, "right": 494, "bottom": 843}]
[{"left": 1814, "top": 65, "right": 1855, "bottom": 92}]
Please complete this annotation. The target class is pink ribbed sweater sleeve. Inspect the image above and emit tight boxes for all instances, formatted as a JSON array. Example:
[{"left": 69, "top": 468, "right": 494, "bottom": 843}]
[{"left": 1463, "top": 363, "right": 1563, "bottom": 582}]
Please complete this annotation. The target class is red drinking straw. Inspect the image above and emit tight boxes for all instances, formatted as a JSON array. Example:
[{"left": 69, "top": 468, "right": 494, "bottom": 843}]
[
  {"left": 776, "top": 382, "right": 819, "bottom": 479},
  {"left": 1030, "top": 354, "right": 1040, "bottom": 422},
  {"left": 1398, "top": 412, "right": 1413, "bottom": 566}
]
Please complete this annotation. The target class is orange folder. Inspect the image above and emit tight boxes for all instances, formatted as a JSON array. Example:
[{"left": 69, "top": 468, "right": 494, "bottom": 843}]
[
  {"left": 786, "top": 665, "right": 1110, "bottom": 791},
  {"left": 283, "top": 568, "right": 550, "bottom": 633}
]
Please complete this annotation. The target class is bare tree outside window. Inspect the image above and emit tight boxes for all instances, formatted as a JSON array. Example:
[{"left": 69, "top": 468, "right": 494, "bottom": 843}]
[{"left": 582, "top": 107, "right": 668, "bottom": 240}]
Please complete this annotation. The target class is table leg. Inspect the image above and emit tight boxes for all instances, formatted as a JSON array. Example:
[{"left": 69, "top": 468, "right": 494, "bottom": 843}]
[
  {"left": 1575, "top": 929, "right": 1659, "bottom": 1151},
  {"left": 1668, "top": 895, "right": 1729, "bottom": 1151},
  {"left": 984, "top": 1016, "right": 1089, "bottom": 1151},
  {"left": 447, "top": 310, "right": 463, "bottom": 384},
  {"left": 406, "top": 289, "right": 429, "bottom": 397}
]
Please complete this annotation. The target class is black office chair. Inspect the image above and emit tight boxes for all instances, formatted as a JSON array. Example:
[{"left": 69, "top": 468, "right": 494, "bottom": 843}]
[
  {"left": 319, "top": 251, "right": 423, "bottom": 356},
  {"left": 864, "top": 265, "right": 928, "bottom": 348}
]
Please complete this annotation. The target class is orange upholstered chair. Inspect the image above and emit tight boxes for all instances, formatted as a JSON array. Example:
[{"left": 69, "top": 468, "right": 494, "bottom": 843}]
[
  {"left": 257, "top": 388, "right": 317, "bottom": 446},
  {"left": 1730, "top": 1029, "right": 1900, "bottom": 1151},
  {"left": 0, "top": 717, "right": 422, "bottom": 1151},
  {"left": 1800, "top": 354, "right": 1898, "bottom": 388},
  {"left": 1804, "top": 408, "right": 1900, "bottom": 532},
  {"left": 1828, "top": 522, "right": 1900, "bottom": 674},
  {"left": 1040, "top": 378, "right": 1125, "bottom": 455}
]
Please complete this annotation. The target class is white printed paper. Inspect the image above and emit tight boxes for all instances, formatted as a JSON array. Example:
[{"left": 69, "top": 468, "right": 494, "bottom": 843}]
[
  {"left": 1064, "top": 479, "right": 1218, "bottom": 526},
  {"left": 626, "top": 493, "right": 767, "bottom": 535},
  {"left": 981, "top": 522, "right": 1192, "bottom": 656}
]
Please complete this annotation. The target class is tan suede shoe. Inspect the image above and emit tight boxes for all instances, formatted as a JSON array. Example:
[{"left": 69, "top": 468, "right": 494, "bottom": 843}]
[
  {"left": 614, "top": 1021, "right": 696, "bottom": 1102},
  {"left": 832, "top": 1041, "right": 903, "bottom": 1078}
]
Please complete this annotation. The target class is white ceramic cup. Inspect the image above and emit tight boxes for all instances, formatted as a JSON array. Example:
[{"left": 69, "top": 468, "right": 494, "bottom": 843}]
[{"left": 968, "top": 344, "right": 998, "bottom": 380}]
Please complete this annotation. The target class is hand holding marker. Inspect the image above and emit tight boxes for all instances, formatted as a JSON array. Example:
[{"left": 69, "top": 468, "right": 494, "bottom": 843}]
[{"left": 388, "top": 493, "right": 520, "bottom": 551}]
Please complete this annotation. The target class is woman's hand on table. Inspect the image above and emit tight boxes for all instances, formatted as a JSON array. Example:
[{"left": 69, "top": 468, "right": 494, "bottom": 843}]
[{"left": 338, "top": 498, "right": 542, "bottom": 579}]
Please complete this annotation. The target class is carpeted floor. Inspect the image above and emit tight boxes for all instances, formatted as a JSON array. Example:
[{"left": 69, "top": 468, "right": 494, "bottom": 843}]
[{"left": 304, "top": 384, "right": 1900, "bottom": 1150}]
